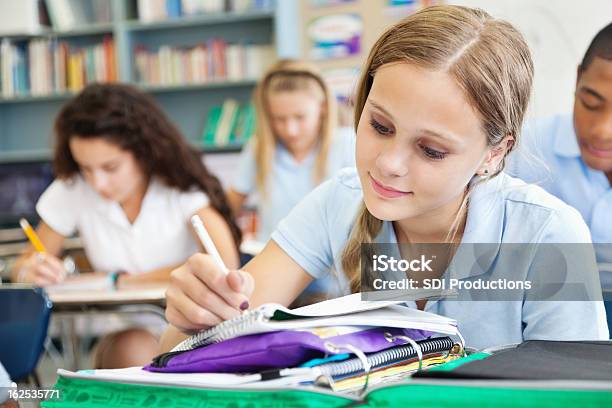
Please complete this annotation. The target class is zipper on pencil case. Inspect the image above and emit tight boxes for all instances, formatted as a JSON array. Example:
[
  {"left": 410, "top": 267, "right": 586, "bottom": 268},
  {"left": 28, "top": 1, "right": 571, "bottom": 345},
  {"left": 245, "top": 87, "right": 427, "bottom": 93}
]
[{"left": 151, "top": 350, "right": 186, "bottom": 368}]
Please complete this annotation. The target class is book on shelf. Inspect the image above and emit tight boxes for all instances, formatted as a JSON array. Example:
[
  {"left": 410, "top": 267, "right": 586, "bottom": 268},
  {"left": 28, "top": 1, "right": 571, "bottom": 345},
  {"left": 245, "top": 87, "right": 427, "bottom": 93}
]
[
  {"left": 0, "top": 36, "right": 116, "bottom": 98},
  {"left": 232, "top": 103, "right": 255, "bottom": 142},
  {"left": 0, "top": 40, "right": 28, "bottom": 97},
  {"left": 166, "top": 0, "right": 183, "bottom": 18},
  {"left": 202, "top": 100, "right": 255, "bottom": 148},
  {"left": 134, "top": 41, "right": 274, "bottom": 86},
  {"left": 0, "top": 0, "right": 46, "bottom": 36},
  {"left": 215, "top": 99, "right": 239, "bottom": 146},
  {"left": 45, "top": 0, "right": 112, "bottom": 31},
  {"left": 137, "top": 0, "right": 274, "bottom": 22}
]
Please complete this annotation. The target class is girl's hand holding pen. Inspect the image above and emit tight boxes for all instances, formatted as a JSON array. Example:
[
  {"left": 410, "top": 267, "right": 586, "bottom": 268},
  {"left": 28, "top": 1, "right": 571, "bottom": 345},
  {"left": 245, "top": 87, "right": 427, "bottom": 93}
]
[
  {"left": 165, "top": 215, "right": 252, "bottom": 334},
  {"left": 165, "top": 254, "right": 254, "bottom": 334},
  {"left": 18, "top": 252, "right": 66, "bottom": 286},
  {"left": 17, "top": 218, "right": 69, "bottom": 286}
]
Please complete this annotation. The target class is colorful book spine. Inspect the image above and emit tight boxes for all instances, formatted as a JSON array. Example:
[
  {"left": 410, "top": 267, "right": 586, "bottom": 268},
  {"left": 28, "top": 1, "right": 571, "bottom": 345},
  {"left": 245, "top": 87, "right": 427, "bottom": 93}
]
[
  {"left": 134, "top": 41, "right": 274, "bottom": 86},
  {"left": 0, "top": 36, "right": 116, "bottom": 98},
  {"left": 138, "top": 0, "right": 273, "bottom": 21},
  {"left": 201, "top": 100, "right": 255, "bottom": 147}
]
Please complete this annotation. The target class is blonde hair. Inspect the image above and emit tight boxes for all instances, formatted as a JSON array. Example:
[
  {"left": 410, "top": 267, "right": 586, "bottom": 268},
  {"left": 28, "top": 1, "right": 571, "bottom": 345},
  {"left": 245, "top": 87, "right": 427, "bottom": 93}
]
[
  {"left": 341, "top": 5, "right": 534, "bottom": 292},
  {"left": 252, "top": 59, "right": 338, "bottom": 196}
]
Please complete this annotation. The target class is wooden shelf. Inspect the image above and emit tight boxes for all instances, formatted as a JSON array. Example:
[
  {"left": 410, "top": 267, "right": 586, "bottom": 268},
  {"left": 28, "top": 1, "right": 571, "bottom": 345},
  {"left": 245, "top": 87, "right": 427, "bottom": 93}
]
[
  {"left": 0, "top": 80, "right": 257, "bottom": 104},
  {"left": 0, "top": 92, "right": 76, "bottom": 105},
  {"left": 140, "top": 80, "right": 258, "bottom": 93},
  {"left": 0, "top": 149, "right": 52, "bottom": 163},
  {"left": 124, "top": 10, "right": 274, "bottom": 32},
  {"left": 200, "top": 143, "right": 244, "bottom": 154},
  {"left": 0, "top": 144, "right": 242, "bottom": 163},
  {"left": 0, "top": 22, "right": 114, "bottom": 40}
]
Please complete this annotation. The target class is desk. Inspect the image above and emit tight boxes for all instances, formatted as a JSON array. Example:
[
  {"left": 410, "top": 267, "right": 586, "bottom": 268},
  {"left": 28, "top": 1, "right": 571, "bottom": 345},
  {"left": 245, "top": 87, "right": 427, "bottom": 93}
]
[
  {"left": 43, "top": 368, "right": 612, "bottom": 408},
  {"left": 47, "top": 287, "right": 167, "bottom": 370},
  {"left": 49, "top": 287, "right": 166, "bottom": 314}
]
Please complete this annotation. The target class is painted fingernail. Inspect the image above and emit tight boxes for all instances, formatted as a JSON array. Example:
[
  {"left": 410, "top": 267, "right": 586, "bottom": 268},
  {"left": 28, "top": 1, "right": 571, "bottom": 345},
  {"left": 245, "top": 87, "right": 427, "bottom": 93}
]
[{"left": 240, "top": 301, "right": 249, "bottom": 311}]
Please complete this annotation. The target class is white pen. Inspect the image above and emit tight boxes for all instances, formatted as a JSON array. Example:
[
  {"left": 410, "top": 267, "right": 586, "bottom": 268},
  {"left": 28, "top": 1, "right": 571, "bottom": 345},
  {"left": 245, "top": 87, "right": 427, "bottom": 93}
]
[{"left": 190, "top": 214, "right": 229, "bottom": 275}]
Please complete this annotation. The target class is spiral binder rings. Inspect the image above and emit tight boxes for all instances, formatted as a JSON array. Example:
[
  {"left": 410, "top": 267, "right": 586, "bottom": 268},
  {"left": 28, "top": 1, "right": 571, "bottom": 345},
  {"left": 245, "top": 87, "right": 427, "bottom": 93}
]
[
  {"left": 312, "top": 335, "right": 459, "bottom": 393},
  {"left": 243, "top": 336, "right": 460, "bottom": 394}
]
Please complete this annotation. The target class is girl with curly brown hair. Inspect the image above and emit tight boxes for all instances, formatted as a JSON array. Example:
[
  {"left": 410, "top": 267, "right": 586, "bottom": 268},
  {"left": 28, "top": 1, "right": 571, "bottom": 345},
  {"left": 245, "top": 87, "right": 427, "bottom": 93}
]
[{"left": 12, "top": 83, "right": 241, "bottom": 367}]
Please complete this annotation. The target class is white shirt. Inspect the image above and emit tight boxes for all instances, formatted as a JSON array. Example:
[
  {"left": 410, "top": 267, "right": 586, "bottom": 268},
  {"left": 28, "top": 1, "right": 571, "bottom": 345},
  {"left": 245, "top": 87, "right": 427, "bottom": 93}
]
[
  {"left": 36, "top": 177, "right": 209, "bottom": 274},
  {"left": 271, "top": 168, "right": 609, "bottom": 349}
]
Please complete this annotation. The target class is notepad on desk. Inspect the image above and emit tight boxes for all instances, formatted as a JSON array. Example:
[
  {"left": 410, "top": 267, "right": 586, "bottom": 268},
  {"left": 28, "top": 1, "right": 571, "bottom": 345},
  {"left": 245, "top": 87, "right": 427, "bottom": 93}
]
[
  {"left": 56, "top": 367, "right": 263, "bottom": 389},
  {"left": 46, "top": 273, "right": 112, "bottom": 292}
]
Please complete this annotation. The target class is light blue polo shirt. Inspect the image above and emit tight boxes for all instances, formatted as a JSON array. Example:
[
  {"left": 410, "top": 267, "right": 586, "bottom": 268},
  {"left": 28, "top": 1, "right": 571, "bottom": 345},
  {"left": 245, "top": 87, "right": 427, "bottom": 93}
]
[
  {"left": 271, "top": 167, "right": 609, "bottom": 349},
  {"left": 232, "top": 127, "right": 356, "bottom": 243},
  {"left": 507, "top": 114, "right": 612, "bottom": 285}
]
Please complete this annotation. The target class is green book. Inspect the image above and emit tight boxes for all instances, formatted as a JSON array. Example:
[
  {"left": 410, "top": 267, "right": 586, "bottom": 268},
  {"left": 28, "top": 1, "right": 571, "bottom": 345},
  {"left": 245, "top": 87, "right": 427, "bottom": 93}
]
[
  {"left": 233, "top": 104, "right": 256, "bottom": 144},
  {"left": 214, "top": 99, "right": 239, "bottom": 146},
  {"left": 201, "top": 105, "right": 223, "bottom": 147}
]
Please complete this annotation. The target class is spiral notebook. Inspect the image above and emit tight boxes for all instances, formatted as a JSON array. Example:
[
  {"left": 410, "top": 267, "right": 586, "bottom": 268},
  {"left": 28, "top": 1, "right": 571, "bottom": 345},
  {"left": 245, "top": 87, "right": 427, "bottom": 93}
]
[{"left": 171, "top": 293, "right": 460, "bottom": 352}]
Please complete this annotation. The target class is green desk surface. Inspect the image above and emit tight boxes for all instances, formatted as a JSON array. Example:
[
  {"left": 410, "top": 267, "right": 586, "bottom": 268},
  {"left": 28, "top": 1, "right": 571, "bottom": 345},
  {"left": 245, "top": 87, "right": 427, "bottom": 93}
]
[{"left": 42, "top": 354, "right": 612, "bottom": 408}]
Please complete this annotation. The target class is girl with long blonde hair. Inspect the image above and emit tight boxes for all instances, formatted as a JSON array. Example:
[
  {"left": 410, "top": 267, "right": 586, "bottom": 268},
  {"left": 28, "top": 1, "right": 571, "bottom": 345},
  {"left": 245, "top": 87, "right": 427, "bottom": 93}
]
[
  {"left": 161, "top": 5, "right": 608, "bottom": 352},
  {"left": 227, "top": 59, "right": 355, "bottom": 242},
  {"left": 228, "top": 60, "right": 355, "bottom": 303}
]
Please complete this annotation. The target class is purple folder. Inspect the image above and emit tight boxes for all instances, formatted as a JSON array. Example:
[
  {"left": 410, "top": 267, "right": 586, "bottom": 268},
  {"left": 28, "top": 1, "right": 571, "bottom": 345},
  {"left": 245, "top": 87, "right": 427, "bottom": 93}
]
[{"left": 146, "top": 327, "right": 433, "bottom": 373}]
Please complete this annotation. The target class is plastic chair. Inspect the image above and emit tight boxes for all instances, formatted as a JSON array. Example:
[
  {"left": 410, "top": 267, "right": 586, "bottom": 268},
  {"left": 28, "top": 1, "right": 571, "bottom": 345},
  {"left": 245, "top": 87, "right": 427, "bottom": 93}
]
[{"left": 0, "top": 286, "right": 52, "bottom": 383}]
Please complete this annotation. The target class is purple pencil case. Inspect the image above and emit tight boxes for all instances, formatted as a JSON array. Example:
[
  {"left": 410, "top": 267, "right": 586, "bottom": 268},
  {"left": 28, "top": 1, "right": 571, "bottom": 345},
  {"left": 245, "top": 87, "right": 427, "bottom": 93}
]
[{"left": 145, "top": 327, "right": 433, "bottom": 373}]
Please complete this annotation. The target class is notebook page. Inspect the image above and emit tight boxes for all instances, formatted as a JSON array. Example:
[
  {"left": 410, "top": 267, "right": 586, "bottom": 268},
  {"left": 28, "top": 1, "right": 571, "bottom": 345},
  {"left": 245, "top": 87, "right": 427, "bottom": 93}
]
[
  {"left": 278, "top": 293, "right": 404, "bottom": 318},
  {"left": 172, "top": 294, "right": 459, "bottom": 351},
  {"left": 58, "top": 367, "right": 260, "bottom": 388},
  {"left": 247, "top": 305, "right": 458, "bottom": 338}
]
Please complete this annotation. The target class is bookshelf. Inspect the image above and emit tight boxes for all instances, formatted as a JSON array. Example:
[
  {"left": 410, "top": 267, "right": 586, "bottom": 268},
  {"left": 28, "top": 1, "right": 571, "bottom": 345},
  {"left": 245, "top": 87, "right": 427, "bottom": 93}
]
[
  {"left": 0, "top": 22, "right": 114, "bottom": 40},
  {"left": 124, "top": 9, "right": 275, "bottom": 31},
  {"left": 0, "top": 0, "right": 297, "bottom": 162}
]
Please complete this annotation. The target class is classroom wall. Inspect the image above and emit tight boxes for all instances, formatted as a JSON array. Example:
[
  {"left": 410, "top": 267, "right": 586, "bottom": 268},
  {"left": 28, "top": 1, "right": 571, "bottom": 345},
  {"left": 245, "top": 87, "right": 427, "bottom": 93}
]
[
  {"left": 450, "top": 0, "right": 612, "bottom": 118},
  {"left": 292, "top": 0, "right": 612, "bottom": 119}
]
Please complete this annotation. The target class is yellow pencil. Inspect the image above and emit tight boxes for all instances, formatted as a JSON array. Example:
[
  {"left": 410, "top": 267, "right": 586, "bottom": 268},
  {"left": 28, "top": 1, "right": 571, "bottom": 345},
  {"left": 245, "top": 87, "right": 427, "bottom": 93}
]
[{"left": 19, "top": 218, "right": 47, "bottom": 253}]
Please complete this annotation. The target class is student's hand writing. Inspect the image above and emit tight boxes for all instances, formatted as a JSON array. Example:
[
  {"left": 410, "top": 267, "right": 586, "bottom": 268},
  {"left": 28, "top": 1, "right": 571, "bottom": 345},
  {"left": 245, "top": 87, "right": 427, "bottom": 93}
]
[
  {"left": 165, "top": 253, "right": 254, "bottom": 333},
  {"left": 17, "top": 252, "right": 66, "bottom": 286}
]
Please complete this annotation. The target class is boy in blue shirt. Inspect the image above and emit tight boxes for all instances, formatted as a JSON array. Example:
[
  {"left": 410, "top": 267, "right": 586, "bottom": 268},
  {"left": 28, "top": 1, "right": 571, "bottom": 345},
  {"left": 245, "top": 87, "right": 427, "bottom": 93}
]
[{"left": 508, "top": 22, "right": 612, "bottom": 286}]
